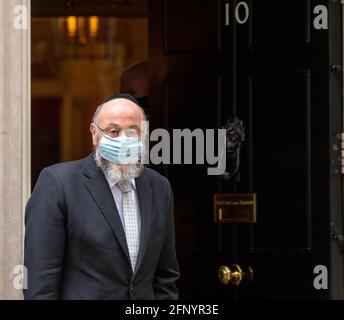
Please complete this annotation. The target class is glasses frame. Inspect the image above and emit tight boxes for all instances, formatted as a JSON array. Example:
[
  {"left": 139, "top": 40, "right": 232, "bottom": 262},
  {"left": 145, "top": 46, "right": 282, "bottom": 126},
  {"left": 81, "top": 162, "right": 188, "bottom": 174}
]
[{"left": 92, "top": 123, "right": 139, "bottom": 139}]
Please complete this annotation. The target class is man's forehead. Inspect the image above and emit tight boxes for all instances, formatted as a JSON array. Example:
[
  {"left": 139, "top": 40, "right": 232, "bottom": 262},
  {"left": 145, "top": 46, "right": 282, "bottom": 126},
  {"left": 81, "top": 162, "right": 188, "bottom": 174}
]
[
  {"left": 102, "top": 99, "right": 140, "bottom": 113},
  {"left": 97, "top": 99, "right": 144, "bottom": 124}
]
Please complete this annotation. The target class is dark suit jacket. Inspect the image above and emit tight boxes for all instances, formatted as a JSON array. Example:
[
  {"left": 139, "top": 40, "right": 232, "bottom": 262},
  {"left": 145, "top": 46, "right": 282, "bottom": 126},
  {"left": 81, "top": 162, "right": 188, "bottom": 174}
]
[{"left": 24, "top": 153, "right": 179, "bottom": 300}]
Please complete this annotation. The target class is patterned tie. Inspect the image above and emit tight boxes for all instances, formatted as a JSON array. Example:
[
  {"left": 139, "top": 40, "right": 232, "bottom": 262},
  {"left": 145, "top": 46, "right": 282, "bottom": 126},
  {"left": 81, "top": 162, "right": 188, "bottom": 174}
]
[{"left": 117, "top": 180, "right": 140, "bottom": 272}]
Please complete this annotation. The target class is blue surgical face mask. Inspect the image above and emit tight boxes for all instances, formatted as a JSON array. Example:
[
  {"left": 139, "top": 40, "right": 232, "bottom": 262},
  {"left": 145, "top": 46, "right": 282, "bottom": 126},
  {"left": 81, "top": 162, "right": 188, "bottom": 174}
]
[{"left": 98, "top": 133, "right": 143, "bottom": 164}]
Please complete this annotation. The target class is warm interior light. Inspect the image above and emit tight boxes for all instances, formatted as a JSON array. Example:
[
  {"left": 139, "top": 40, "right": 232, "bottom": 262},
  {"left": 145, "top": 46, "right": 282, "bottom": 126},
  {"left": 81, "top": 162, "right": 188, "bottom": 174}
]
[
  {"left": 89, "top": 16, "right": 99, "bottom": 38},
  {"left": 67, "top": 16, "right": 77, "bottom": 38}
]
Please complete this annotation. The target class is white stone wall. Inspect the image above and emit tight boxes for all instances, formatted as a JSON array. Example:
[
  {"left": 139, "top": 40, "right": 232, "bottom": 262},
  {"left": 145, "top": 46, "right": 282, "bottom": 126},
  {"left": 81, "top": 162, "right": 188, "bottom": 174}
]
[{"left": 0, "top": 0, "right": 31, "bottom": 300}]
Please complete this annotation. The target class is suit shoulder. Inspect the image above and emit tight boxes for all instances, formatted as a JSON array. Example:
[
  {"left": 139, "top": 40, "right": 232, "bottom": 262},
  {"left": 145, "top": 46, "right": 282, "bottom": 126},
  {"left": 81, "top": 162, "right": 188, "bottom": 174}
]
[
  {"left": 39, "top": 156, "right": 88, "bottom": 182},
  {"left": 45, "top": 158, "right": 84, "bottom": 173},
  {"left": 142, "top": 167, "right": 170, "bottom": 186}
]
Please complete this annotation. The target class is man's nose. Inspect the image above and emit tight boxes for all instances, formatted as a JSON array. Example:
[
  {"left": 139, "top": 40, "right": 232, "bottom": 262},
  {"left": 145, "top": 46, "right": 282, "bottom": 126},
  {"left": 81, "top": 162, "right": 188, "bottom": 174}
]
[{"left": 119, "top": 131, "right": 127, "bottom": 137}]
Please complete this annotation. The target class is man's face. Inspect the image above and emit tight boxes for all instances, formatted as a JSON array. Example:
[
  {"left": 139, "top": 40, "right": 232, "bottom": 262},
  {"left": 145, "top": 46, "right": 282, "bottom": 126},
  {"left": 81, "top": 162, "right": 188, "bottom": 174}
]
[
  {"left": 90, "top": 98, "right": 145, "bottom": 168},
  {"left": 90, "top": 98, "right": 144, "bottom": 146}
]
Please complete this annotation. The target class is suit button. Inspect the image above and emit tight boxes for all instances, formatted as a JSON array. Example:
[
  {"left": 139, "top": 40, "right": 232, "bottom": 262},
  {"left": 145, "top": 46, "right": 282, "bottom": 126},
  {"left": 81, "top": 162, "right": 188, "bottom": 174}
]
[{"left": 129, "top": 285, "right": 134, "bottom": 291}]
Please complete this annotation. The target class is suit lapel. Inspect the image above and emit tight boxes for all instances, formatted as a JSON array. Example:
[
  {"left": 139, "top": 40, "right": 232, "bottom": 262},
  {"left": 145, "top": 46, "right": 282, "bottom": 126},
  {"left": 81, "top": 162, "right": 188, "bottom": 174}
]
[
  {"left": 133, "top": 171, "right": 152, "bottom": 275},
  {"left": 82, "top": 154, "right": 152, "bottom": 276},
  {"left": 83, "top": 154, "right": 131, "bottom": 265}
]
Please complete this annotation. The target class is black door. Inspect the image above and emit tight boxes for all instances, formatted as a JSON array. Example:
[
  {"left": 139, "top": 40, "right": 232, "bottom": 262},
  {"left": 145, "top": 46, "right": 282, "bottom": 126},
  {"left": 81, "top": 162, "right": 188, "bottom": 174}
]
[
  {"left": 233, "top": 0, "right": 343, "bottom": 300},
  {"left": 148, "top": 0, "right": 344, "bottom": 299}
]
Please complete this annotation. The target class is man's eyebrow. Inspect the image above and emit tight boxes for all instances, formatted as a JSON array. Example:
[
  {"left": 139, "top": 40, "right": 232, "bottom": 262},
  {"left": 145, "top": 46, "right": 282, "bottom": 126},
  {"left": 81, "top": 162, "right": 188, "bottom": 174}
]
[
  {"left": 102, "top": 123, "right": 120, "bottom": 130},
  {"left": 102, "top": 124, "right": 141, "bottom": 130}
]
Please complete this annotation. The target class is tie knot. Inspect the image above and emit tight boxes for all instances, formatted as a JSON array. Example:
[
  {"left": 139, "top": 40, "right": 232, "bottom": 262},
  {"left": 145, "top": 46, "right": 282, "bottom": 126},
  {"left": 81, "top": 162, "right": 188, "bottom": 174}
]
[{"left": 117, "top": 180, "right": 132, "bottom": 194}]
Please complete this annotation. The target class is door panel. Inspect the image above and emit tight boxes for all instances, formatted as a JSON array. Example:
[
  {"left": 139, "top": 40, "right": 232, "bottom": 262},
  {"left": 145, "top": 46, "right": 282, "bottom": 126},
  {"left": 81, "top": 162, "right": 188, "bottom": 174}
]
[
  {"left": 165, "top": 78, "right": 220, "bottom": 250},
  {"left": 149, "top": 0, "right": 227, "bottom": 299},
  {"left": 249, "top": 71, "right": 311, "bottom": 250},
  {"left": 235, "top": 0, "right": 334, "bottom": 299}
]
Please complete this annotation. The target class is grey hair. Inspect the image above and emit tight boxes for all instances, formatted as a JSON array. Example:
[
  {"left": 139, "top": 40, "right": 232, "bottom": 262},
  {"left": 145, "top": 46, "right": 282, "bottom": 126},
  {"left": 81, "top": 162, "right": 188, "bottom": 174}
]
[{"left": 92, "top": 104, "right": 103, "bottom": 125}]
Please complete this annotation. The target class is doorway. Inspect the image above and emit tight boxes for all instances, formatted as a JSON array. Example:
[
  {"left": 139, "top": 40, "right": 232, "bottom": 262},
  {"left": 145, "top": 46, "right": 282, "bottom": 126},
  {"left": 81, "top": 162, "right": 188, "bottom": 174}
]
[{"left": 30, "top": 0, "right": 344, "bottom": 300}]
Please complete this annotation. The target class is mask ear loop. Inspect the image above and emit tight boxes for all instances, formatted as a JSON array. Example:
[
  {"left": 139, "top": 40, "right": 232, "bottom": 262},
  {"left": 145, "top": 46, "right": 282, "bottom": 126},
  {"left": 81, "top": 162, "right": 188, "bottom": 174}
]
[
  {"left": 93, "top": 123, "right": 103, "bottom": 135},
  {"left": 93, "top": 123, "right": 114, "bottom": 140}
]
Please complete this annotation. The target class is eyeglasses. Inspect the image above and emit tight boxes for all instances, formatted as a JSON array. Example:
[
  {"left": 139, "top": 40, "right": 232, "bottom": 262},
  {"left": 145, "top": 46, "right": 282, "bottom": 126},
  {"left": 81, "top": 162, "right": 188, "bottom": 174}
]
[{"left": 93, "top": 123, "right": 139, "bottom": 138}]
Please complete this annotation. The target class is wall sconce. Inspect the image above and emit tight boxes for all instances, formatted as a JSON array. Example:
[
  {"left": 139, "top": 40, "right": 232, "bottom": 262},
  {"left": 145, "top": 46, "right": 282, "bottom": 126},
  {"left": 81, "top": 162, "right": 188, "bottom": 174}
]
[
  {"left": 66, "top": 16, "right": 99, "bottom": 44},
  {"left": 53, "top": 16, "right": 114, "bottom": 59}
]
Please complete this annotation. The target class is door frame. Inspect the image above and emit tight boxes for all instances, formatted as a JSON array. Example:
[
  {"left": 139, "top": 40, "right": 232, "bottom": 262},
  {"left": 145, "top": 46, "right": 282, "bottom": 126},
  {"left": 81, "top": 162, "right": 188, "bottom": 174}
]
[
  {"left": 329, "top": 2, "right": 344, "bottom": 300},
  {"left": 0, "top": 0, "right": 31, "bottom": 299}
]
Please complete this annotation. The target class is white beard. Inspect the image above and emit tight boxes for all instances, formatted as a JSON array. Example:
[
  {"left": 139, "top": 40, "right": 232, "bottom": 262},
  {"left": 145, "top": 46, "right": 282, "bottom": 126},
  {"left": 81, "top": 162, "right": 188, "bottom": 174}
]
[{"left": 94, "top": 147, "right": 143, "bottom": 184}]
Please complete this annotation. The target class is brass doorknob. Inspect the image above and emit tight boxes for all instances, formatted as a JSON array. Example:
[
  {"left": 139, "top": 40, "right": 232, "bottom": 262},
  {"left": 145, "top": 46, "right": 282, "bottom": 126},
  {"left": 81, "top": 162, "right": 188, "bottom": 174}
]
[{"left": 218, "top": 264, "right": 254, "bottom": 286}]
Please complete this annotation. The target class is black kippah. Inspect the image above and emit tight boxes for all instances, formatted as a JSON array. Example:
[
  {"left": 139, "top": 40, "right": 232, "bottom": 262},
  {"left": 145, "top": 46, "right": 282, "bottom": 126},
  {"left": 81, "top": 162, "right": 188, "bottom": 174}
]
[{"left": 102, "top": 93, "right": 140, "bottom": 106}]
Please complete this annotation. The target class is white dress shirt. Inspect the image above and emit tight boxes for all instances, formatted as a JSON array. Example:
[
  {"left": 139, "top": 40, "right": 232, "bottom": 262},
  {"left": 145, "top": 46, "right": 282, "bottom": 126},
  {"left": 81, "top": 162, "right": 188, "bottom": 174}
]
[{"left": 104, "top": 175, "right": 141, "bottom": 239}]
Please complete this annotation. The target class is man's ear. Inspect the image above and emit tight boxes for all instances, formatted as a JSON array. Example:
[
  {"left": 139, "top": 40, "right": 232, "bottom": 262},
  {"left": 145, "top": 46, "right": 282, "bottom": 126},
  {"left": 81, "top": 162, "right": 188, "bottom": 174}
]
[
  {"left": 90, "top": 123, "right": 96, "bottom": 135},
  {"left": 90, "top": 123, "right": 98, "bottom": 146}
]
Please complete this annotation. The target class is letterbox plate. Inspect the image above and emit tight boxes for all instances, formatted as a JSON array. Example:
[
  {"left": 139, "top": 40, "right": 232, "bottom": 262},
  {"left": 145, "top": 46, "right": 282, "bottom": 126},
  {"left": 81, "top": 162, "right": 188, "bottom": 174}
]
[{"left": 214, "top": 193, "right": 256, "bottom": 223}]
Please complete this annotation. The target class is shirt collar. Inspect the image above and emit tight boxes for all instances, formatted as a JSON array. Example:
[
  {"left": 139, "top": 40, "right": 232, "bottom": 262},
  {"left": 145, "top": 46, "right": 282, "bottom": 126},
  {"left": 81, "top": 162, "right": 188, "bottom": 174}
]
[{"left": 103, "top": 173, "right": 137, "bottom": 191}]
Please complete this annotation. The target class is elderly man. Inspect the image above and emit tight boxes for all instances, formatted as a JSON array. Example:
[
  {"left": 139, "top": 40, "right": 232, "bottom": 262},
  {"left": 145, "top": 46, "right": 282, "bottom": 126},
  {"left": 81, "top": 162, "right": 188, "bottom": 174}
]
[{"left": 24, "top": 94, "right": 179, "bottom": 300}]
